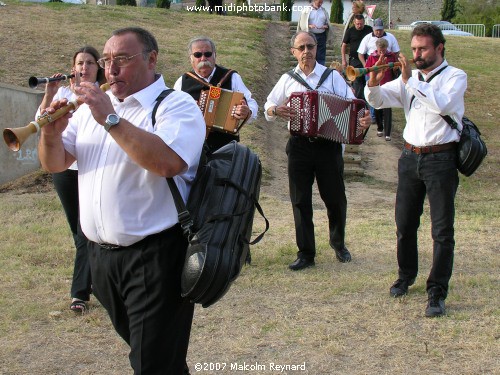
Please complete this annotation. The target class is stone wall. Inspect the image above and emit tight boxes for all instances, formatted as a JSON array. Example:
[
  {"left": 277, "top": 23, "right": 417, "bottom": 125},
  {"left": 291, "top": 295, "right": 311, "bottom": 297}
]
[
  {"left": 356, "top": 0, "right": 444, "bottom": 27},
  {"left": 0, "top": 83, "right": 43, "bottom": 185}
]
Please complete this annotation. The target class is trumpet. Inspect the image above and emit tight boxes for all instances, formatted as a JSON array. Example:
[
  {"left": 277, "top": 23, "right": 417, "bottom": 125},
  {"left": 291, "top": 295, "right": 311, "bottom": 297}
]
[
  {"left": 345, "top": 59, "right": 414, "bottom": 82},
  {"left": 3, "top": 83, "right": 111, "bottom": 152},
  {"left": 28, "top": 73, "right": 82, "bottom": 89}
]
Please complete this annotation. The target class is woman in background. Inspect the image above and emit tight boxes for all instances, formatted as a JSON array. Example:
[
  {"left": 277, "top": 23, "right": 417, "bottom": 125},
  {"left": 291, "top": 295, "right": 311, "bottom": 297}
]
[{"left": 35, "top": 46, "right": 105, "bottom": 314}]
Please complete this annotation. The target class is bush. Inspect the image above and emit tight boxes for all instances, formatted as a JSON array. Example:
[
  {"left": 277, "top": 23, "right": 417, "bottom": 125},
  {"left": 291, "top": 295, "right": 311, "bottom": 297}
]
[
  {"left": 117, "top": 0, "right": 137, "bottom": 5},
  {"left": 156, "top": 0, "right": 170, "bottom": 8}
]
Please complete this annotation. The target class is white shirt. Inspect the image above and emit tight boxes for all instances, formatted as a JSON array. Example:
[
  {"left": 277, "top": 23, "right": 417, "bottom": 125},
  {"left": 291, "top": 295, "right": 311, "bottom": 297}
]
[
  {"left": 308, "top": 7, "right": 328, "bottom": 34},
  {"left": 173, "top": 67, "right": 258, "bottom": 123},
  {"left": 357, "top": 31, "right": 400, "bottom": 56},
  {"left": 264, "top": 63, "right": 355, "bottom": 125},
  {"left": 36, "top": 85, "right": 93, "bottom": 171},
  {"left": 365, "top": 60, "right": 467, "bottom": 146},
  {"left": 62, "top": 75, "right": 206, "bottom": 246}
]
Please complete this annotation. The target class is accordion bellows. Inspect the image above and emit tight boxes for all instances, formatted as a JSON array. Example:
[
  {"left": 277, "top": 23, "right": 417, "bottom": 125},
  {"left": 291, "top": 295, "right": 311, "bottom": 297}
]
[
  {"left": 289, "top": 91, "right": 367, "bottom": 144},
  {"left": 199, "top": 86, "right": 244, "bottom": 134}
]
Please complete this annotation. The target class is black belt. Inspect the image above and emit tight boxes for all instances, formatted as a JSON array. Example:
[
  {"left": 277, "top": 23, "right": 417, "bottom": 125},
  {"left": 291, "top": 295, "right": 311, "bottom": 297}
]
[
  {"left": 404, "top": 141, "right": 456, "bottom": 155},
  {"left": 292, "top": 135, "right": 330, "bottom": 143},
  {"left": 96, "top": 225, "right": 179, "bottom": 251}
]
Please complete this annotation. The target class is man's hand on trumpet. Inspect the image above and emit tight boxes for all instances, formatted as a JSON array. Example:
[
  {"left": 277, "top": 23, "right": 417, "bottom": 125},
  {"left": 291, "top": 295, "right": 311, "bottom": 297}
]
[{"left": 398, "top": 52, "right": 412, "bottom": 84}]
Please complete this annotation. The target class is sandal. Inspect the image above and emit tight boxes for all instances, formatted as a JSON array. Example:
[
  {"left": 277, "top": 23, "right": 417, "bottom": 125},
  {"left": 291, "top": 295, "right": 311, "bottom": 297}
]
[{"left": 70, "top": 300, "right": 88, "bottom": 314}]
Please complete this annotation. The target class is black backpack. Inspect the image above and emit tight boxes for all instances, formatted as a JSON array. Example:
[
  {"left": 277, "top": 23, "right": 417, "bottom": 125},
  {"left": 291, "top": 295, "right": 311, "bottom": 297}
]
[{"left": 153, "top": 89, "right": 269, "bottom": 307}]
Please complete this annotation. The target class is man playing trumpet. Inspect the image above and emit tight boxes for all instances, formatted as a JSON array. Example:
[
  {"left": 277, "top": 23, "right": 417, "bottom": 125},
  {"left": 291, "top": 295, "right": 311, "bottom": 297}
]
[{"left": 365, "top": 24, "right": 467, "bottom": 318}]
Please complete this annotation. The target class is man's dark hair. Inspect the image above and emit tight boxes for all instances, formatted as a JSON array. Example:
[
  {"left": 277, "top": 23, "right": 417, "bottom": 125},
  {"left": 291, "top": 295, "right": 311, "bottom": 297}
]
[
  {"left": 354, "top": 14, "right": 364, "bottom": 20},
  {"left": 412, "top": 24, "right": 446, "bottom": 56},
  {"left": 112, "top": 27, "right": 159, "bottom": 54}
]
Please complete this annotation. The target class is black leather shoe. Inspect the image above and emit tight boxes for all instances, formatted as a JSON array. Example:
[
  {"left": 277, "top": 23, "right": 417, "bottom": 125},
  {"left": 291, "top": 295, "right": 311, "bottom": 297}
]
[
  {"left": 389, "top": 278, "right": 415, "bottom": 297},
  {"left": 425, "top": 288, "right": 446, "bottom": 317},
  {"left": 334, "top": 246, "right": 351, "bottom": 263},
  {"left": 288, "top": 258, "right": 315, "bottom": 271}
]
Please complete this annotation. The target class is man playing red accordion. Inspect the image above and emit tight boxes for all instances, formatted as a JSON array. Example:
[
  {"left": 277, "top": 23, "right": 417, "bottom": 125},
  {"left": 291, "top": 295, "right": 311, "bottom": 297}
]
[{"left": 264, "top": 31, "right": 371, "bottom": 271}]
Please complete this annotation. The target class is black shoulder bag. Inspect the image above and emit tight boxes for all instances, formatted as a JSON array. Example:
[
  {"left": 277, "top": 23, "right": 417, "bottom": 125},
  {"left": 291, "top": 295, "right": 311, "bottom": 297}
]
[{"left": 410, "top": 68, "right": 487, "bottom": 177}]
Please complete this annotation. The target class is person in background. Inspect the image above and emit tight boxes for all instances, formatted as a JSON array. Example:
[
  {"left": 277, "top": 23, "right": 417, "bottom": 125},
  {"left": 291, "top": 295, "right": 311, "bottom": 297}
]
[
  {"left": 358, "top": 18, "right": 400, "bottom": 123},
  {"left": 296, "top": 0, "right": 334, "bottom": 66},
  {"left": 174, "top": 36, "right": 258, "bottom": 151},
  {"left": 38, "top": 27, "right": 205, "bottom": 373},
  {"left": 264, "top": 31, "right": 372, "bottom": 271},
  {"left": 364, "top": 37, "right": 398, "bottom": 140},
  {"left": 343, "top": 0, "right": 374, "bottom": 34},
  {"left": 365, "top": 24, "right": 466, "bottom": 318},
  {"left": 35, "top": 46, "right": 105, "bottom": 314},
  {"left": 358, "top": 18, "right": 400, "bottom": 67},
  {"left": 341, "top": 14, "right": 373, "bottom": 100}
]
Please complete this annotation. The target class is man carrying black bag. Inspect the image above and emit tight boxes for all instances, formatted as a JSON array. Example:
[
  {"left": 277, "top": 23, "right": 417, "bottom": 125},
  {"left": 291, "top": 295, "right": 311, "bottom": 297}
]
[{"left": 365, "top": 24, "right": 467, "bottom": 318}]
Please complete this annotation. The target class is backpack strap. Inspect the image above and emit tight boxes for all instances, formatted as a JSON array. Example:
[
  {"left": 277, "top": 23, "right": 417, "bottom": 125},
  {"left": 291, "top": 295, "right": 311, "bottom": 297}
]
[
  {"left": 287, "top": 68, "right": 333, "bottom": 91},
  {"left": 409, "top": 65, "right": 448, "bottom": 109},
  {"left": 152, "top": 88, "right": 194, "bottom": 238},
  {"left": 216, "top": 69, "right": 235, "bottom": 87},
  {"left": 316, "top": 68, "right": 333, "bottom": 89},
  {"left": 286, "top": 70, "right": 313, "bottom": 90}
]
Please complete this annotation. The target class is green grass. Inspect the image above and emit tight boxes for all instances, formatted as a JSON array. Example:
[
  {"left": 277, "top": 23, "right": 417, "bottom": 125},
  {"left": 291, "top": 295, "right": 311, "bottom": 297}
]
[{"left": 0, "top": 2, "right": 499, "bottom": 374}]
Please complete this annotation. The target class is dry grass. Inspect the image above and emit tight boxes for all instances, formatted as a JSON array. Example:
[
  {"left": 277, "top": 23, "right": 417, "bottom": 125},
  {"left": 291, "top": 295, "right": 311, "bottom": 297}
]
[{"left": 0, "top": 2, "right": 499, "bottom": 375}]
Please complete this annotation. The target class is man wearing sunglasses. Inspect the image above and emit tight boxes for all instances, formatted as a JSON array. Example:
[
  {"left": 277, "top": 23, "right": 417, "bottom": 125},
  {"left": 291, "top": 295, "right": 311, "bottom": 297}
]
[
  {"left": 264, "top": 31, "right": 372, "bottom": 271},
  {"left": 296, "top": 0, "right": 333, "bottom": 66},
  {"left": 174, "top": 36, "right": 258, "bottom": 151}
]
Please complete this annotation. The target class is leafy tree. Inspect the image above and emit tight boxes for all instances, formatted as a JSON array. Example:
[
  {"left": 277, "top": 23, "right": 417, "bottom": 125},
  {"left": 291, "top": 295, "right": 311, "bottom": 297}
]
[
  {"left": 330, "top": 0, "right": 343, "bottom": 24},
  {"left": 117, "top": 0, "right": 137, "bottom": 5},
  {"left": 280, "top": 0, "right": 293, "bottom": 21},
  {"left": 441, "top": 0, "right": 457, "bottom": 21},
  {"left": 453, "top": 0, "right": 500, "bottom": 37},
  {"left": 156, "top": 0, "right": 170, "bottom": 8}
]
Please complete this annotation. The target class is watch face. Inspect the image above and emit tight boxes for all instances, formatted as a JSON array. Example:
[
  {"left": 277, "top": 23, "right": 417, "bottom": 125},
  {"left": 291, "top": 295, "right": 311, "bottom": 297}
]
[{"left": 107, "top": 114, "right": 119, "bottom": 125}]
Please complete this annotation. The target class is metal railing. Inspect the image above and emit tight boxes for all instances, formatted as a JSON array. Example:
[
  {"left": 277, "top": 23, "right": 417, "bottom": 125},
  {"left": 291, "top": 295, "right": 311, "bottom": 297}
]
[
  {"left": 454, "top": 24, "right": 485, "bottom": 37},
  {"left": 396, "top": 23, "right": 486, "bottom": 37},
  {"left": 493, "top": 25, "right": 500, "bottom": 38}
]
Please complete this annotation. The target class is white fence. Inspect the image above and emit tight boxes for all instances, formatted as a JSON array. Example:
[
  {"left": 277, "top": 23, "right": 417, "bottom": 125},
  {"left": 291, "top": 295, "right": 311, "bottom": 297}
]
[
  {"left": 396, "top": 23, "right": 485, "bottom": 37},
  {"left": 493, "top": 25, "right": 500, "bottom": 38}
]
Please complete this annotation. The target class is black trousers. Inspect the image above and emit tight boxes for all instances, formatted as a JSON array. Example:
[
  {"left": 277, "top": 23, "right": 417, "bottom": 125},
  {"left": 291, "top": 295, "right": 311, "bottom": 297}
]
[
  {"left": 286, "top": 136, "right": 347, "bottom": 260},
  {"left": 374, "top": 107, "right": 393, "bottom": 137},
  {"left": 88, "top": 225, "right": 194, "bottom": 375},
  {"left": 52, "top": 169, "right": 91, "bottom": 301},
  {"left": 395, "top": 148, "right": 458, "bottom": 298}
]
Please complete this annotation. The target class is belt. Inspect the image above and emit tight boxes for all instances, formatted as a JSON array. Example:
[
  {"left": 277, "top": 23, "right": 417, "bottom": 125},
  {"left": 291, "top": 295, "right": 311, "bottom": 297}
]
[
  {"left": 292, "top": 135, "right": 327, "bottom": 143},
  {"left": 98, "top": 243, "right": 123, "bottom": 250},
  {"left": 404, "top": 141, "right": 456, "bottom": 155}
]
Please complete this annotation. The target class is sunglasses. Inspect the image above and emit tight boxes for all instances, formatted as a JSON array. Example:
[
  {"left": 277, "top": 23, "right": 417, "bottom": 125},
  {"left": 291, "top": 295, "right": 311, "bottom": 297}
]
[
  {"left": 292, "top": 44, "right": 316, "bottom": 52},
  {"left": 192, "top": 51, "right": 213, "bottom": 58}
]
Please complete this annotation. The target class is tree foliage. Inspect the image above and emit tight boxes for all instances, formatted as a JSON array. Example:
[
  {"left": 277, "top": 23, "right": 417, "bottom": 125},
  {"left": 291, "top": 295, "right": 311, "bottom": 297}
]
[
  {"left": 441, "top": 0, "right": 457, "bottom": 21},
  {"left": 453, "top": 0, "right": 500, "bottom": 37},
  {"left": 117, "top": 0, "right": 137, "bottom": 5},
  {"left": 156, "top": 0, "right": 170, "bottom": 8},
  {"left": 330, "top": 0, "right": 343, "bottom": 24},
  {"left": 280, "top": 0, "right": 293, "bottom": 21}
]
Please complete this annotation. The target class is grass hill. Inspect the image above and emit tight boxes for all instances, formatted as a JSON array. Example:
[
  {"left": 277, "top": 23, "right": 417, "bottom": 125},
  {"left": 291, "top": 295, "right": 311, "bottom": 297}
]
[{"left": 0, "top": 2, "right": 499, "bottom": 374}]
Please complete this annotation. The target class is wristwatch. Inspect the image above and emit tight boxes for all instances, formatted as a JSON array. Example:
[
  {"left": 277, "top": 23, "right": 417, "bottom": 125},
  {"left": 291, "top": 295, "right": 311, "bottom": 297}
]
[{"left": 104, "top": 113, "right": 120, "bottom": 132}]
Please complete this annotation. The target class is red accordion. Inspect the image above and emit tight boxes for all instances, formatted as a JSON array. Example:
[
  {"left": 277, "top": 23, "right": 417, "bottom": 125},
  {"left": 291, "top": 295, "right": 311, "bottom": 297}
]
[{"left": 288, "top": 91, "right": 367, "bottom": 144}]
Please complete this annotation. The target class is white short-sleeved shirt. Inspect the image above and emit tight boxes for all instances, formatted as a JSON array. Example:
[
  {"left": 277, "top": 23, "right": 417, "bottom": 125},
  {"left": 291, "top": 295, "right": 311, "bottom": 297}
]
[{"left": 62, "top": 75, "right": 206, "bottom": 246}]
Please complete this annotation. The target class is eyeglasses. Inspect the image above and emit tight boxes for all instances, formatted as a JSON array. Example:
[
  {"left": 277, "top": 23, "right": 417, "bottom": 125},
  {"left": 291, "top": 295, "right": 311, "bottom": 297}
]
[
  {"left": 191, "top": 51, "right": 213, "bottom": 58},
  {"left": 97, "top": 52, "right": 145, "bottom": 69},
  {"left": 292, "top": 44, "right": 316, "bottom": 52}
]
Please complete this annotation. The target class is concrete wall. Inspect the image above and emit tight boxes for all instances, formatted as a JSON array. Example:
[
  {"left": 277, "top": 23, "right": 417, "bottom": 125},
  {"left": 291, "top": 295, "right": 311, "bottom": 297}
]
[{"left": 0, "top": 83, "right": 44, "bottom": 186}]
